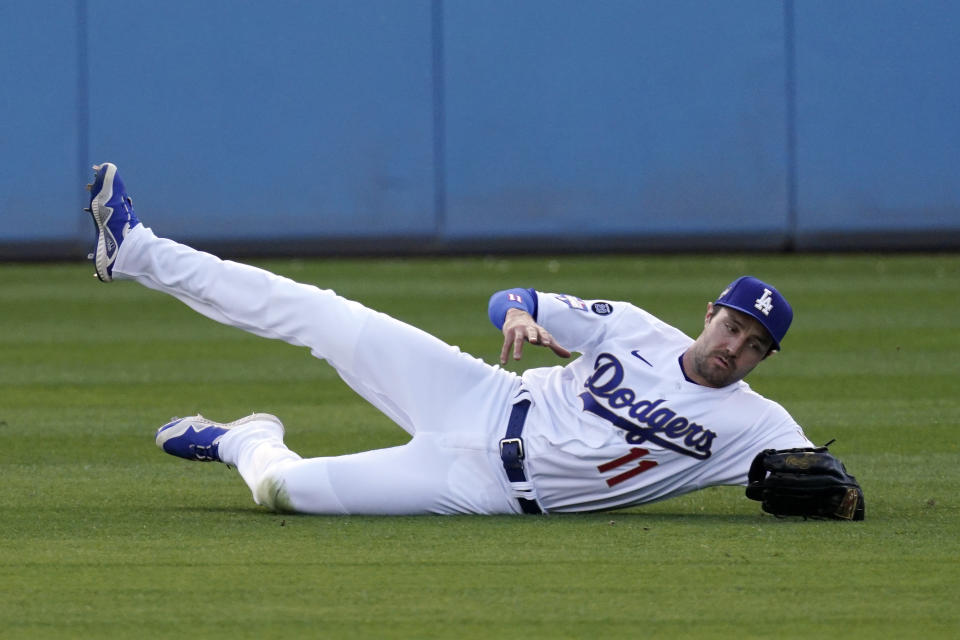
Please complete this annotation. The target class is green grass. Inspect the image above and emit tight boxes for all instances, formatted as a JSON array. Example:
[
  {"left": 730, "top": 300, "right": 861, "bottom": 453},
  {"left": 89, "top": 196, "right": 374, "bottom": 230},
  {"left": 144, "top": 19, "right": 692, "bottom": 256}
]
[{"left": 1, "top": 253, "right": 958, "bottom": 639}]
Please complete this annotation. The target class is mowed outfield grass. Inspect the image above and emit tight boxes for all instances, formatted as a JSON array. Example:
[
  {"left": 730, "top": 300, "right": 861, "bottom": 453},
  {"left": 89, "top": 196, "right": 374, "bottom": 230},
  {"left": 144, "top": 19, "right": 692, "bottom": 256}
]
[{"left": 1, "top": 253, "right": 958, "bottom": 639}]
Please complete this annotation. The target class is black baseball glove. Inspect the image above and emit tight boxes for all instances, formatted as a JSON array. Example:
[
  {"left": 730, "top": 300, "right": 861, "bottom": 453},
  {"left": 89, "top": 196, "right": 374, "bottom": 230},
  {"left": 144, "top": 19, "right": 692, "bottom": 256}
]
[{"left": 745, "top": 446, "right": 865, "bottom": 520}]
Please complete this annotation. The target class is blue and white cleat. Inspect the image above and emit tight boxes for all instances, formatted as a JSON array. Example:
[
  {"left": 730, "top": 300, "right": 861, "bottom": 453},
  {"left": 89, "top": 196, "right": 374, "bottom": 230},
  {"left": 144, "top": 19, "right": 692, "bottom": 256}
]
[
  {"left": 155, "top": 413, "right": 284, "bottom": 462},
  {"left": 85, "top": 162, "right": 140, "bottom": 282}
]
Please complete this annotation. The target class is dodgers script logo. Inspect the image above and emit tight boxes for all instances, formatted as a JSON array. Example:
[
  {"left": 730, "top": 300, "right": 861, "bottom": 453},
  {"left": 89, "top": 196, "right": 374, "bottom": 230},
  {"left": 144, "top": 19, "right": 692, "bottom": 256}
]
[{"left": 579, "top": 353, "right": 716, "bottom": 459}]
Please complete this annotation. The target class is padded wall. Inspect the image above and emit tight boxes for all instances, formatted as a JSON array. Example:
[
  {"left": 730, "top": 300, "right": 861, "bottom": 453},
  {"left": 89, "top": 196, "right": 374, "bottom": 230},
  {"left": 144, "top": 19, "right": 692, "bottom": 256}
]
[{"left": 1, "top": 1, "right": 957, "bottom": 257}]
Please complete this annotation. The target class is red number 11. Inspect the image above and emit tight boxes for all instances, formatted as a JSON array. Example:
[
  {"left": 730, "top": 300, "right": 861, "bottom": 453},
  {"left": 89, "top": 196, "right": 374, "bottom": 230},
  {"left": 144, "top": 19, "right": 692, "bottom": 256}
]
[{"left": 597, "top": 448, "right": 658, "bottom": 487}]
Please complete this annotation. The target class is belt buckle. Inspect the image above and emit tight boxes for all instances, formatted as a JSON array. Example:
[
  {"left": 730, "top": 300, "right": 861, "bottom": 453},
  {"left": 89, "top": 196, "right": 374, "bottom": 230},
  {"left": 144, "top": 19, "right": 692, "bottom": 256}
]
[{"left": 499, "top": 437, "right": 525, "bottom": 461}]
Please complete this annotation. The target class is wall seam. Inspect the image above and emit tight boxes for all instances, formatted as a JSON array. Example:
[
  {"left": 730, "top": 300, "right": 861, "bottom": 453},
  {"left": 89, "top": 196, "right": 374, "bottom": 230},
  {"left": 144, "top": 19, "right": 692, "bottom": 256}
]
[
  {"left": 784, "top": 0, "right": 798, "bottom": 250},
  {"left": 76, "top": 0, "right": 89, "bottom": 246},
  {"left": 430, "top": 0, "right": 447, "bottom": 241}
]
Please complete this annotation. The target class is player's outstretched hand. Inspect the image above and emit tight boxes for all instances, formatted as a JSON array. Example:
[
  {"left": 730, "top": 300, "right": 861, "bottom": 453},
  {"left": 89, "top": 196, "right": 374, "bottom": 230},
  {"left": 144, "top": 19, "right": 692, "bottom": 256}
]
[{"left": 500, "top": 308, "right": 571, "bottom": 364}]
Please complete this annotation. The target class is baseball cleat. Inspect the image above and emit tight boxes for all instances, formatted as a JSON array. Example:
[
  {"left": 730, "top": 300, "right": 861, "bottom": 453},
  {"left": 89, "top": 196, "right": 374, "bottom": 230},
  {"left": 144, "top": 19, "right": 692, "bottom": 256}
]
[
  {"left": 85, "top": 162, "right": 141, "bottom": 282},
  {"left": 155, "top": 413, "right": 284, "bottom": 462}
]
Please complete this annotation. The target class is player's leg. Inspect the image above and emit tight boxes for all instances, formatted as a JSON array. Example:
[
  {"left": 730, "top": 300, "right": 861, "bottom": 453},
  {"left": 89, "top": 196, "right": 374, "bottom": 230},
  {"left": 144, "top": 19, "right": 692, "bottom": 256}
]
[
  {"left": 116, "top": 224, "right": 518, "bottom": 435},
  {"left": 156, "top": 413, "right": 520, "bottom": 515},
  {"left": 89, "top": 163, "right": 517, "bottom": 435},
  {"left": 238, "top": 435, "right": 516, "bottom": 515},
  {"left": 114, "top": 224, "right": 370, "bottom": 376}
]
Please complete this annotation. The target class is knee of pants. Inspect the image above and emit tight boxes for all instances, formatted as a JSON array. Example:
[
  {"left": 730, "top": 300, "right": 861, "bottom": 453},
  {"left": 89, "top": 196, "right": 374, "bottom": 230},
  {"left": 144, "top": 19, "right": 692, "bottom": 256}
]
[
  {"left": 253, "top": 468, "right": 295, "bottom": 513},
  {"left": 252, "top": 460, "right": 347, "bottom": 515}
]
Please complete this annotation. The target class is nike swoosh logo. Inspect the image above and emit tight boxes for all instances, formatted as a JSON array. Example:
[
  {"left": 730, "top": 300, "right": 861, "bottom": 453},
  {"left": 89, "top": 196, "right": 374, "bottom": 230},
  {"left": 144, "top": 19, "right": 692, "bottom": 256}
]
[{"left": 631, "top": 350, "right": 653, "bottom": 367}]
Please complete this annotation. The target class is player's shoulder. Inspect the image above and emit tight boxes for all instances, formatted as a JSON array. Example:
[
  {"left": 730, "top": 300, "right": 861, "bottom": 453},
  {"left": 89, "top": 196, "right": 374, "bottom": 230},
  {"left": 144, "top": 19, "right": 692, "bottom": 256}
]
[
  {"left": 542, "top": 292, "right": 668, "bottom": 324},
  {"left": 727, "top": 381, "right": 797, "bottom": 422},
  {"left": 713, "top": 381, "right": 810, "bottom": 442},
  {"left": 542, "top": 292, "right": 626, "bottom": 316},
  {"left": 608, "top": 302, "right": 694, "bottom": 347}
]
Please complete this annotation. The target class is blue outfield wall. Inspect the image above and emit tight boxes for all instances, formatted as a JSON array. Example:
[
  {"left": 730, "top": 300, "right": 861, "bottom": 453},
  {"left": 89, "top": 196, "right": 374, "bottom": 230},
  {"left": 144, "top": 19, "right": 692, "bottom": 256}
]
[
  {"left": 1, "top": 0, "right": 958, "bottom": 258},
  {"left": 86, "top": 0, "right": 438, "bottom": 245},
  {"left": 792, "top": 0, "right": 960, "bottom": 248},
  {"left": 1, "top": 1, "right": 84, "bottom": 247},
  {"left": 443, "top": 1, "right": 790, "bottom": 242}
]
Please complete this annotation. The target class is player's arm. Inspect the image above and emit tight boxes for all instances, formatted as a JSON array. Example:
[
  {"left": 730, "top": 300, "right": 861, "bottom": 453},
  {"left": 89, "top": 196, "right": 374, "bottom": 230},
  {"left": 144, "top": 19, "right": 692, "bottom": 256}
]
[{"left": 488, "top": 288, "right": 571, "bottom": 364}]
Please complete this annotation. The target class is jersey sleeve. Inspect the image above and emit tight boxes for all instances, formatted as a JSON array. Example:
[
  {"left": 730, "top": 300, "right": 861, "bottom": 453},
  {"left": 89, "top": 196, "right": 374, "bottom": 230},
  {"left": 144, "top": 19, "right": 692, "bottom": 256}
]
[
  {"left": 711, "top": 397, "right": 815, "bottom": 489},
  {"left": 757, "top": 411, "right": 815, "bottom": 453},
  {"left": 731, "top": 401, "right": 815, "bottom": 485},
  {"left": 489, "top": 288, "right": 628, "bottom": 353}
]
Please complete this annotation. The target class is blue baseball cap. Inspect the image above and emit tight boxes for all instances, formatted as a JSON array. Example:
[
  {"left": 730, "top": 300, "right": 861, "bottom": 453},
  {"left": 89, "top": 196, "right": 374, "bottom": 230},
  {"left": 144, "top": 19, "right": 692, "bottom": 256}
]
[{"left": 714, "top": 276, "right": 793, "bottom": 351}]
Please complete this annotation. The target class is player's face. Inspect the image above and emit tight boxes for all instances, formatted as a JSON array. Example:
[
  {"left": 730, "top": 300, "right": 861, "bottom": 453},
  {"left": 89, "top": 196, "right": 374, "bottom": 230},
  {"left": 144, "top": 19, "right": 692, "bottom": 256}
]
[{"left": 686, "top": 304, "right": 774, "bottom": 388}]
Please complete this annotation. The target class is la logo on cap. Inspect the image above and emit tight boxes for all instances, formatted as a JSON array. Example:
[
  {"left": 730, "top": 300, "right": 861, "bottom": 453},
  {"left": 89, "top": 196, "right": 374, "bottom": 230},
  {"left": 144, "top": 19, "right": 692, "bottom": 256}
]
[{"left": 754, "top": 289, "right": 774, "bottom": 316}]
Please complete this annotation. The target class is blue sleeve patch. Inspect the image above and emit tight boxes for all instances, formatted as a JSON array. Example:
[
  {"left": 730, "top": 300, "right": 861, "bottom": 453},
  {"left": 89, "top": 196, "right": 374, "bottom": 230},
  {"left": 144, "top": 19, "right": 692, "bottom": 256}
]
[{"left": 488, "top": 288, "right": 539, "bottom": 329}]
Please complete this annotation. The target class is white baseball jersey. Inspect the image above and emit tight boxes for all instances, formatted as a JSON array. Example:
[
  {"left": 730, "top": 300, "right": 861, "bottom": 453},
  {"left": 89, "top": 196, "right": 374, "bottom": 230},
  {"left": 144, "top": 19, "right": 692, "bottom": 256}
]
[{"left": 512, "top": 290, "right": 813, "bottom": 512}]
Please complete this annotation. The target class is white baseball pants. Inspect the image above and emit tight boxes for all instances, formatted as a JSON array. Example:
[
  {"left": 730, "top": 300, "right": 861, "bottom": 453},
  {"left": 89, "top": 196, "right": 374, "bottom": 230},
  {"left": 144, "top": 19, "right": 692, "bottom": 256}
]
[{"left": 115, "top": 225, "right": 526, "bottom": 515}]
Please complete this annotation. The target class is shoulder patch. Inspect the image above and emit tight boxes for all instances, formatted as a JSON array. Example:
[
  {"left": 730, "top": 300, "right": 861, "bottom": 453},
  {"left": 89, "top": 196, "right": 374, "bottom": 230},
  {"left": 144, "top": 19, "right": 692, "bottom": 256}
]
[
  {"left": 591, "top": 302, "right": 614, "bottom": 315},
  {"left": 556, "top": 294, "right": 588, "bottom": 311}
]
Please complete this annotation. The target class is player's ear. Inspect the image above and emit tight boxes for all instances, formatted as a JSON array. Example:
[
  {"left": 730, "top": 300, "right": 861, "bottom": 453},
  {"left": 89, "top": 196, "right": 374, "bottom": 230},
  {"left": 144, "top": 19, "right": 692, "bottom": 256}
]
[{"left": 704, "top": 302, "right": 717, "bottom": 327}]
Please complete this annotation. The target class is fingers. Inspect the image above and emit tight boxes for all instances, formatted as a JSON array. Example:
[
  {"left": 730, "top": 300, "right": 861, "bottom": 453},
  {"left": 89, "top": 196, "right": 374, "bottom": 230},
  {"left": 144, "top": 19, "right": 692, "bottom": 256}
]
[
  {"left": 549, "top": 341, "right": 572, "bottom": 359},
  {"left": 499, "top": 327, "right": 522, "bottom": 364},
  {"left": 499, "top": 334, "right": 513, "bottom": 365},
  {"left": 499, "top": 328, "right": 528, "bottom": 364},
  {"left": 499, "top": 324, "right": 570, "bottom": 364},
  {"left": 500, "top": 327, "right": 533, "bottom": 364},
  {"left": 530, "top": 328, "right": 571, "bottom": 359},
  {"left": 514, "top": 327, "right": 528, "bottom": 360}
]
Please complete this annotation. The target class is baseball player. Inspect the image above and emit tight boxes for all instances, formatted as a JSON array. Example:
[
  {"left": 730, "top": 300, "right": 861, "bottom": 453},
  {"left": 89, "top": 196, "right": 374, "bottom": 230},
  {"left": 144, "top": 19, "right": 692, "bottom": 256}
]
[{"left": 86, "top": 162, "right": 816, "bottom": 516}]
